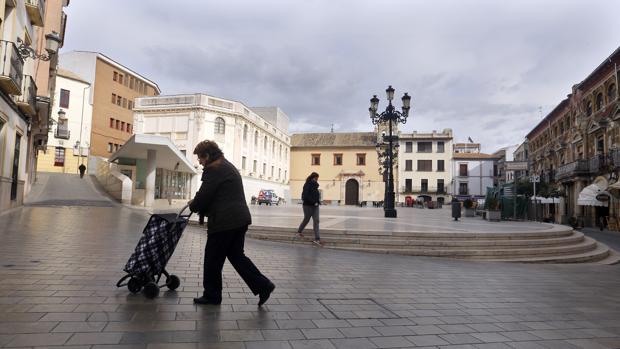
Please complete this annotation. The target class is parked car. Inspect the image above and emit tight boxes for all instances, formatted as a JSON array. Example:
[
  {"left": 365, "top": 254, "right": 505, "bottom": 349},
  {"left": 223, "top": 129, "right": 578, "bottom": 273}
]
[{"left": 257, "top": 189, "right": 282, "bottom": 206}]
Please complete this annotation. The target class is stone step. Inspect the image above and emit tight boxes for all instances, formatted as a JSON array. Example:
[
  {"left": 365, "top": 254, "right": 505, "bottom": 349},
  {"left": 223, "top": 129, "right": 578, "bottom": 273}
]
[
  {"left": 248, "top": 225, "right": 575, "bottom": 240},
  {"left": 483, "top": 243, "right": 615, "bottom": 264},
  {"left": 246, "top": 231, "right": 585, "bottom": 249},
  {"left": 311, "top": 237, "right": 600, "bottom": 258}
]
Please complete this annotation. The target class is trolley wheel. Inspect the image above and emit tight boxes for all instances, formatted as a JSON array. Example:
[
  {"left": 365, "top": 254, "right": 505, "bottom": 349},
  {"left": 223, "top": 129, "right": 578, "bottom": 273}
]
[
  {"left": 143, "top": 282, "right": 160, "bottom": 299},
  {"left": 166, "top": 275, "right": 180, "bottom": 290},
  {"left": 127, "top": 277, "right": 142, "bottom": 294}
]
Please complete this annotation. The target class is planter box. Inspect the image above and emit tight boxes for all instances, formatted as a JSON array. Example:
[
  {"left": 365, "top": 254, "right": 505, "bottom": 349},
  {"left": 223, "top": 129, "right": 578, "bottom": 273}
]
[
  {"left": 487, "top": 210, "right": 501, "bottom": 222},
  {"left": 464, "top": 208, "right": 476, "bottom": 217}
]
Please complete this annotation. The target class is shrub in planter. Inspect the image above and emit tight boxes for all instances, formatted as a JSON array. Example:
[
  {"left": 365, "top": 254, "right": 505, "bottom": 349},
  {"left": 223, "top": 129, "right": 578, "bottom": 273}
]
[
  {"left": 486, "top": 197, "right": 501, "bottom": 221},
  {"left": 463, "top": 198, "right": 476, "bottom": 217}
]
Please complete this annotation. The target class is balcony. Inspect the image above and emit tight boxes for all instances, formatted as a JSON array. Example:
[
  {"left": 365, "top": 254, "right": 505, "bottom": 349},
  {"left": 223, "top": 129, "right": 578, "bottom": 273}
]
[
  {"left": 25, "top": 0, "right": 45, "bottom": 27},
  {"left": 555, "top": 159, "right": 589, "bottom": 181},
  {"left": 0, "top": 41, "right": 24, "bottom": 95},
  {"left": 16, "top": 75, "right": 37, "bottom": 116},
  {"left": 54, "top": 128, "right": 70, "bottom": 140},
  {"left": 400, "top": 186, "right": 447, "bottom": 195}
]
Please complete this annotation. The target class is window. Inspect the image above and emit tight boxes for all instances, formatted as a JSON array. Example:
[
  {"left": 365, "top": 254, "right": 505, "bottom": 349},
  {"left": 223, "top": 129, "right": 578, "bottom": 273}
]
[
  {"left": 242, "top": 156, "right": 246, "bottom": 170},
  {"left": 356, "top": 153, "right": 366, "bottom": 165},
  {"left": 417, "top": 141, "right": 432, "bottom": 152},
  {"left": 279, "top": 145, "right": 282, "bottom": 159},
  {"left": 122, "top": 98, "right": 127, "bottom": 108},
  {"left": 59, "top": 89, "right": 70, "bottom": 108},
  {"left": 284, "top": 170, "right": 287, "bottom": 181},
  {"left": 111, "top": 93, "right": 116, "bottom": 103},
  {"left": 405, "top": 159, "right": 413, "bottom": 171},
  {"left": 437, "top": 160, "right": 445, "bottom": 172},
  {"left": 459, "top": 182, "right": 468, "bottom": 195},
  {"left": 253, "top": 160, "right": 257, "bottom": 173},
  {"left": 586, "top": 101, "right": 592, "bottom": 116},
  {"left": 271, "top": 166, "right": 274, "bottom": 177},
  {"left": 417, "top": 160, "right": 432, "bottom": 171},
  {"left": 311, "top": 154, "right": 321, "bottom": 165},
  {"left": 127, "top": 123, "right": 132, "bottom": 133},
  {"left": 54, "top": 147, "right": 65, "bottom": 166},
  {"left": 272, "top": 141, "right": 276, "bottom": 155},
  {"left": 128, "top": 100, "right": 133, "bottom": 109},
  {"left": 262, "top": 163, "right": 266, "bottom": 175},
  {"left": 421, "top": 179, "right": 428, "bottom": 193},
  {"left": 214, "top": 117, "right": 225, "bottom": 134},
  {"left": 129, "top": 76, "right": 134, "bottom": 89},
  {"left": 596, "top": 93, "right": 604, "bottom": 110},
  {"left": 119, "top": 74, "right": 123, "bottom": 84},
  {"left": 264, "top": 136, "right": 268, "bottom": 151},
  {"left": 278, "top": 168, "right": 281, "bottom": 179},
  {"left": 107, "top": 143, "right": 113, "bottom": 153},
  {"left": 243, "top": 125, "right": 248, "bottom": 142},
  {"left": 113, "top": 71, "right": 118, "bottom": 81},
  {"left": 405, "top": 178, "right": 412, "bottom": 192},
  {"left": 459, "top": 164, "right": 468, "bottom": 176},
  {"left": 405, "top": 142, "right": 413, "bottom": 153},
  {"left": 115, "top": 144, "right": 119, "bottom": 151},
  {"left": 333, "top": 153, "right": 343, "bottom": 166},
  {"left": 121, "top": 122, "right": 125, "bottom": 132},
  {"left": 437, "top": 141, "right": 445, "bottom": 153},
  {"left": 254, "top": 131, "right": 259, "bottom": 146},
  {"left": 117, "top": 96, "right": 122, "bottom": 106},
  {"left": 109, "top": 118, "right": 114, "bottom": 128},
  {"left": 608, "top": 84, "right": 617, "bottom": 101},
  {"left": 437, "top": 179, "right": 445, "bottom": 193}
]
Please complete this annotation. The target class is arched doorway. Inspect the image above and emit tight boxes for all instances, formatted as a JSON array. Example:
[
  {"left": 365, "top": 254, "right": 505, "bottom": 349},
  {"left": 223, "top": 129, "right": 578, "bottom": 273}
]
[{"left": 345, "top": 179, "right": 359, "bottom": 205}]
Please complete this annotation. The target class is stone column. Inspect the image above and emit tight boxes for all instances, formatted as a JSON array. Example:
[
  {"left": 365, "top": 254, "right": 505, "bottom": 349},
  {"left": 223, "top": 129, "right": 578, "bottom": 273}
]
[{"left": 145, "top": 149, "right": 157, "bottom": 207}]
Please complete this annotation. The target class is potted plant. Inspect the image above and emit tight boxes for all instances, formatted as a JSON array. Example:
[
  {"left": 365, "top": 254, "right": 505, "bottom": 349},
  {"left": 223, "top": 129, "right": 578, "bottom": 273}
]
[
  {"left": 486, "top": 197, "right": 501, "bottom": 222},
  {"left": 463, "top": 198, "right": 475, "bottom": 217}
]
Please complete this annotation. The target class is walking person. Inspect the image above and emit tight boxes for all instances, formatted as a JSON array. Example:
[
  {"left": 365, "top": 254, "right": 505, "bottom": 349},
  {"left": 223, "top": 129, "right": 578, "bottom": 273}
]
[
  {"left": 189, "top": 140, "right": 275, "bottom": 306},
  {"left": 78, "top": 163, "right": 86, "bottom": 178},
  {"left": 297, "top": 172, "right": 323, "bottom": 246}
]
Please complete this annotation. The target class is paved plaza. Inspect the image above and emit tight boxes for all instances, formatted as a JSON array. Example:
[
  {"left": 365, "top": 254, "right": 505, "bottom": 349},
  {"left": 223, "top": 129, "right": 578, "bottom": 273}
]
[{"left": 1, "top": 174, "right": 620, "bottom": 349}]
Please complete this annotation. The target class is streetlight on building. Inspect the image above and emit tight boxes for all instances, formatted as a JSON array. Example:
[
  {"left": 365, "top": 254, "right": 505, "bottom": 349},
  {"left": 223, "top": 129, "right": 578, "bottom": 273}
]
[{"left": 369, "top": 86, "right": 411, "bottom": 218}]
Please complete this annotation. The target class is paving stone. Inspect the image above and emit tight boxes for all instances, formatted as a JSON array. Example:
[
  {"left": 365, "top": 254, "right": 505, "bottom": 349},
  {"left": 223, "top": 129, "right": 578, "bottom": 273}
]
[
  {"left": 329, "top": 337, "right": 377, "bottom": 349},
  {"left": 7, "top": 333, "right": 72, "bottom": 346},
  {"left": 406, "top": 334, "right": 450, "bottom": 346},
  {"left": 302, "top": 328, "right": 345, "bottom": 339},
  {"left": 368, "top": 335, "right": 413, "bottom": 348},
  {"left": 67, "top": 332, "right": 124, "bottom": 345},
  {"left": 338, "top": 326, "right": 381, "bottom": 338},
  {"left": 290, "top": 339, "right": 337, "bottom": 349},
  {"left": 261, "top": 329, "right": 305, "bottom": 340}
]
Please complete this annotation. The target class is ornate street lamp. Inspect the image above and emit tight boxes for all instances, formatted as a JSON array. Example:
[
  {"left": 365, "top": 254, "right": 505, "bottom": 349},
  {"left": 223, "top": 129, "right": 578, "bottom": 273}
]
[
  {"left": 369, "top": 86, "right": 411, "bottom": 218},
  {"left": 16, "top": 31, "right": 61, "bottom": 61}
]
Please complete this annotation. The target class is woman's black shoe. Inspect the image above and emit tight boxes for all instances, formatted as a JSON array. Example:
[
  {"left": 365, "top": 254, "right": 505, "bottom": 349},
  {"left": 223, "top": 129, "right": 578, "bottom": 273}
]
[{"left": 258, "top": 282, "right": 275, "bottom": 306}]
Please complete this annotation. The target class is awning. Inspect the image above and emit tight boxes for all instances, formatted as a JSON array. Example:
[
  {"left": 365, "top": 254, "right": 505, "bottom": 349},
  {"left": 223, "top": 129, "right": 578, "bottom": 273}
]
[
  {"left": 530, "top": 196, "right": 559, "bottom": 204},
  {"left": 109, "top": 134, "right": 197, "bottom": 173},
  {"left": 577, "top": 183, "right": 608, "bottom": 207}
]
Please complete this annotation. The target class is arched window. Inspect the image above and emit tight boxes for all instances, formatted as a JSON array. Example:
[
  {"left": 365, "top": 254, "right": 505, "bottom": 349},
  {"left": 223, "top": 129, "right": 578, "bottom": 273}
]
[
  {"left": 254, "top": 131, "right": 259, "bottom": 146},
  {"left": 264, "top": 136, "right": 268, "bottom": 151},
  {"left": 596, "top": 93, "right": 604, "bottom": 111},
  {"left": 586, "top": 101, "right": 593, "bottom": 116},
  {"left": 214, "top": 117, "right": 225, "bottom": 134},
  {"left": 272, "top": 140, "right": 275, "bottom": 155},
  {"left": 608, "top": 84, "right": 617, "bottom": 102},
  {"left": 243, "top": 124, "right": 248, "bottom": 142}
]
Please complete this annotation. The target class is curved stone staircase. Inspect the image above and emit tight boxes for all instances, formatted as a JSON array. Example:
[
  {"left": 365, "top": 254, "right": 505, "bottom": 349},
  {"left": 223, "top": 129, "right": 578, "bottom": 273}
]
[{"left": 246, "top": 225, "right": 620, "bottom": 264}]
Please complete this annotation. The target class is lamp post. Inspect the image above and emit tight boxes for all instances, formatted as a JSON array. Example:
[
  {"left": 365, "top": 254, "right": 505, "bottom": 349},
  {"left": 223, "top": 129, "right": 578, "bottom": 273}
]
[{"left": 369, "top": 85, "right": 411, "bottom": 218}]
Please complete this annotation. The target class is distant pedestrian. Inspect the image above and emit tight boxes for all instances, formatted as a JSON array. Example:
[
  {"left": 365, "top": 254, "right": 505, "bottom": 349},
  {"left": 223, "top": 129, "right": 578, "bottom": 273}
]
[
  {"left": 451, "top": 197, "right": 461, "bottom": 221},
  {"left": 78, "top": 163, "right": 86, "bottom": 178},
  {"left": 189, "top": 140, "right": 275, "bottom": 306},
  {"left": 296, "top": 172, "right": 323, "bottom": 246}
]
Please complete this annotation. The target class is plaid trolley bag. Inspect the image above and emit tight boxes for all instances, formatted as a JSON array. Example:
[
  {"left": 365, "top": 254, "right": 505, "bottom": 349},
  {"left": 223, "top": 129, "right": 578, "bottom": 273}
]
[{"left": 116, "top": 205, "right": 191, "bottom": 298}]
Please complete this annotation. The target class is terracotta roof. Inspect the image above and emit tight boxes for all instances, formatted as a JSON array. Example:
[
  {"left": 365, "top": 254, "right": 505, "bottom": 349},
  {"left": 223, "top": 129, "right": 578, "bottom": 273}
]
[
  {"left": 453, "top": 152, "right": 498, "bottom": 160},
  {"left": 291, "top": 132, "right": 377, "bottom": 148},
  {"left": 57, "top": 68, "right": 89, "bottom": 84}
]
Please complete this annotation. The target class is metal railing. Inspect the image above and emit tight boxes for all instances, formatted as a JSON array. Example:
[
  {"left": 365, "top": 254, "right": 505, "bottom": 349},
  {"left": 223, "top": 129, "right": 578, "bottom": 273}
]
[
  {"left": 400, "top": 186, "right": 447, "bottom": 194},
  {"left": 0, "top": 40, "right": 24, "bottom": 95},
  {"left": 54, "top": 128, "right": 70, "bottom": 139},
  {"left": 16, "top": 75, "right": 37, "bottom": 114},
  {"left": 555, "top": 159, "right": 589, "bottom": 181},
  {"left": 25, "top": 0, "right": 45, "bottom": 26}
]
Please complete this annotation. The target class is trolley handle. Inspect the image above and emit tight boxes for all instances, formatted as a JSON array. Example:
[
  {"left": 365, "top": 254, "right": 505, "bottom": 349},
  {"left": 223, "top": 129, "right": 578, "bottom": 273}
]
[{"left": 176, "top": 204, "right": 192, "bottom": 220}]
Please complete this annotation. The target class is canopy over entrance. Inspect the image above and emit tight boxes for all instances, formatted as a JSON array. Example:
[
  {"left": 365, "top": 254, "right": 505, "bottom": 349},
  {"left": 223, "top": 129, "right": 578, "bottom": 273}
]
[
  {"left": 578, "top": 181, "right": 609, "bottom": 207},
  {"left": 109, "top": 134, "right": 196, "bottom": 174}
]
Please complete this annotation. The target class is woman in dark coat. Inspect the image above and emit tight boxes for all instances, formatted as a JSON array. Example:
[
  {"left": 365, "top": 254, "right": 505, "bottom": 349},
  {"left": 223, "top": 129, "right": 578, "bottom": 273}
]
[
  {"left": 296, "top": 172, "right": 322, "bottom": 246},
  {"left": 189, "top": 140, "right": 275, "bottom": 306}
]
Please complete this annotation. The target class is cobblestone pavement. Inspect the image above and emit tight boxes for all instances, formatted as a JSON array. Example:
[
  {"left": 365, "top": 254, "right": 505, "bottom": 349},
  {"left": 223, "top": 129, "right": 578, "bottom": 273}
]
[{"left": 1, "top": 174, "right": 620, "bottom": 349}]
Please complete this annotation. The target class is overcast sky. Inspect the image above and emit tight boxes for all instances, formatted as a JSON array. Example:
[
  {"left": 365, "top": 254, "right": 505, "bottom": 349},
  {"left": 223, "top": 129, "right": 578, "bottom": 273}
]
[{"left": 63, "top": 0, "right": 619, "bottom": 153}]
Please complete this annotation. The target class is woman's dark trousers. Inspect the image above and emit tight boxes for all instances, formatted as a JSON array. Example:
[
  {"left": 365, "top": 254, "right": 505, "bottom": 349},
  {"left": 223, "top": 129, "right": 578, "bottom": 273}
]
[{"left": 203, "top": 225, "right": 271, "bottom": 302}]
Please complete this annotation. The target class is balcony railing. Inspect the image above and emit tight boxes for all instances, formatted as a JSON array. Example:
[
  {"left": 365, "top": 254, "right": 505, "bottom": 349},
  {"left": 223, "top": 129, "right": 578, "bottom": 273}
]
[
  {"left": 400, "top": 186, "right": 447, "bottom": 195},
  {"left": 0, "top": 40, "right": 24, "bottom": 95},
  {"left": 555, "top": 159, "right": 589, "bottom": 181},
  {"left": 16, "top": 75, "right": 37, "bottom": 116},
  {"left": 54, "top": 128, "right": 70, "bottom": 139},
  {"left": 25, "top": 0, "right": 45, "bottom": 26}
]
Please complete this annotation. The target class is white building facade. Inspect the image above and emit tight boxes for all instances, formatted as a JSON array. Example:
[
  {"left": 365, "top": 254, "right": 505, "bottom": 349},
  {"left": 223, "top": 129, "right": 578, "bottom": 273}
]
[
  {"left": 132, "top": 94, "right": 291, "bottom": 203},
  {"left": 452, "top": 153, "right": 498, "bottom": 199},
  {"left": 36, "top": 69, "right": 92, "bottom": 173},
  {"left": 397, "top": 129, "right": 453, "bottom": 204}
]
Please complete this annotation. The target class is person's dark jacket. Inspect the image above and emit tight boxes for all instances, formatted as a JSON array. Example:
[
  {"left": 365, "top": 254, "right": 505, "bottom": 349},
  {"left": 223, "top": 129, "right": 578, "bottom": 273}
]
[
  {"left": 301, "top": 180, "right": 320, "bottom": 206},
  {"left": 189, "top": 158, "right": 251, "bottom": 233}
]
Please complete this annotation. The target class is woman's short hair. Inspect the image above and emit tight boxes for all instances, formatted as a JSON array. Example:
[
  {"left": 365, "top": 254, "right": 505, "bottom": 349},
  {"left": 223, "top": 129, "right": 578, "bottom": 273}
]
[{"left": 193, "top": 140, "right": 223, "bottom": 160}]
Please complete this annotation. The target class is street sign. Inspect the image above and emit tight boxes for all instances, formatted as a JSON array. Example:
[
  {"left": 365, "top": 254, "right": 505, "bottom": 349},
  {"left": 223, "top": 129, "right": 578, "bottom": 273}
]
[
  {"left": 530, "top": 175, "right": 540, "bottom": 183},
  {"left": 505, "top": 161, "right": 528, "bottom": 171}
]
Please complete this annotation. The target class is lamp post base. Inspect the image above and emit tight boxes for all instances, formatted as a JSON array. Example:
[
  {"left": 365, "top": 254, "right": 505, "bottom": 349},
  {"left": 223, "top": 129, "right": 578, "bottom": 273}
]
[{"left": 384, "top": 208, "right": 397, "bottom": 218}]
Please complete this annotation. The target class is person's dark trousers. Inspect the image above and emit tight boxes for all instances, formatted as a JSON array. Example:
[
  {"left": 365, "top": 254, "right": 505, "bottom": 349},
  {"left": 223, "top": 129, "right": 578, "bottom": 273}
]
[
  {"left": 203, "top": 225, "right": 271, "bottom": 302},
  {"left": 297, "top": 205, "right": 320, "bottom": 240}
]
